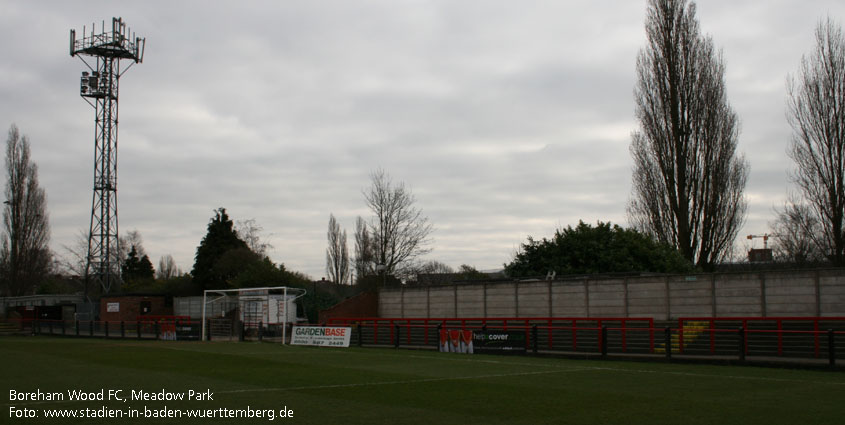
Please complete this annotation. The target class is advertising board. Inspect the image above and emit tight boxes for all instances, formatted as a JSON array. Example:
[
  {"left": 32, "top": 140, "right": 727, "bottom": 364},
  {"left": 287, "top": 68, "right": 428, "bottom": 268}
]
[
  {"left": 472, "top": 330, "right": 527, "bottom": 354},
  {"left": 439, "top": 329, "right": 474, "bottom": 353},
  {"left": 290, "top": 326, "right": 351, "bottom": 347}
]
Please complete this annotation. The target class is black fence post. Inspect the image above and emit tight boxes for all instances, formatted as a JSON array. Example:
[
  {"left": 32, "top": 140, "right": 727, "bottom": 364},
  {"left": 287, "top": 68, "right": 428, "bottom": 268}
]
[
  {"left": 436, "top": 323, "right": 442, "bottom": 350},
  {"left": 601, "top": 326, "right": 608, "bottom": 358},
  {"left": 206, "top": 320, "right": 211, "bottom": 342},
  {"left": 155, "top": 322, "right": 161, "bottom": 340},
  {"left": 664, "top": 327, "right": 671, "bottom": 359},
  {"left": 88, "top": 320, "right": 93, "bottom": 337},
  {"left": 738, "top": 326, "right": 746, "bottom": 362},
  {"left": 532, "top": 324, "right": 539, "bottom": 354},
  {"left": 48, "top": 320, "right": 53, "bottom": 335},
  {"left": 137, "top": 321, "right": 142, "bottom": 339},
  {"left": 394, "top": 325, "right": 400, "bottom": 349},
  {"left": 120, "top": 321, "right": 125, "bottom": 339},
  {"left": 62, "top": 320, "right": 66, "bottom": 335},
  {"left": 357, "top": 322, "right": 363, "bottom": 347},
  {"left": 258, "top": 321, "right": 264, "bottom": 342},
  {"left": 829, "top": 329, "right": 836, "bottom": 367},
  {"left": 104, "top": 321, "right": 109, "bottom": 338},
  {"left": 75, "top": 320, "right": 79, "bottom": 336}
]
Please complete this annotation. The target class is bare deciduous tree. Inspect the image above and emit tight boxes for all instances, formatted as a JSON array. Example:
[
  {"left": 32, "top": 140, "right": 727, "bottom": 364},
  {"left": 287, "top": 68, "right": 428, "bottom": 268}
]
[
  {"left": 1, "top": 124, "right": 51, "bottom": 296},
  {"left": 408, "top": 260, "right": 455, "bottom": 285},
  {"left": 364, "top": 169, "right": 433, "bottom": 279},
  {"left": 118, "top": 229, "right": 146, "bottom": 261},
  {"left": 414, "top": 260, "right": 454, "bottom": 275},
  {"left": 58, "top": 229, "right": 89, "bottom": 278},
  {"left": 353, "top": 216, "right": 374, "bottom": 283},
  {"left": 157, "top": 254, "right": 182, "bottom": 280},
  {"left": 236, "top": 218, "right": 273, "bottom": 256},
  {"left": 628, "top": 0, "right": 748, "bottom": 270},
  {"left": 787, "top": 18, "right": 845, "bottom": 265},
  {"left": 325, "top": 214, "right": 350, "bottom": 285},
  {"left": 770, "top": 196, "right": 825, "bottom": 265}
]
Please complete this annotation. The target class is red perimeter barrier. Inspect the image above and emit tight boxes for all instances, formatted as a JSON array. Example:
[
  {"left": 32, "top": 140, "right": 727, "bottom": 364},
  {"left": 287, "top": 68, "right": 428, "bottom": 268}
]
[
  {"left": 677, "top": 316, "right": 845, "bottom": 357},
  {"left": 17, "top": 317, "right": 201, "bottom": 340},
  {"left": 326, "top": 317, "right": 655, "bottom": 353}
]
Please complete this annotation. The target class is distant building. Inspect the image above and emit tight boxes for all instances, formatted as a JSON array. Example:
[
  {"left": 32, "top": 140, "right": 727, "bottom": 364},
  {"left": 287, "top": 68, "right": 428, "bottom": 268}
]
[
  {"left": 748, "top": 248, "right": 773, "bottom": 263},
  {"left": 99, "top": 295, "right": 171, "bottom": 323},
  {"left": 1, "top": 294, "right": 85, "bottom": 322}
]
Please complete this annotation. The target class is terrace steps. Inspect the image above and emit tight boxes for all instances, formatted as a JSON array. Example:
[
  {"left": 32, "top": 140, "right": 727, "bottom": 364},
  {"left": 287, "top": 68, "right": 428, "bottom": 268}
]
[
  {"left": 0, "top": 320, "right": 22, "bottom": 336},
  {"left": 655, "top": 321, "right": 709, "bottom": 354}
]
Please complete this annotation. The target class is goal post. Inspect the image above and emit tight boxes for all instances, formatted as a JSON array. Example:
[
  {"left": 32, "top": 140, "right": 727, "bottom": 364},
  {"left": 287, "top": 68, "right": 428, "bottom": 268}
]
[{"left": 201, "top": 286, "right": 307, "bottom": 343}]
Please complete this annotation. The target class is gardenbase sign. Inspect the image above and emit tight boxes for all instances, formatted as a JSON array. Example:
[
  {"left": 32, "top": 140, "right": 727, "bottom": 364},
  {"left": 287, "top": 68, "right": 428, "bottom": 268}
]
[{"left": 290, "top": 326, "right": 351, "bottom": 347}]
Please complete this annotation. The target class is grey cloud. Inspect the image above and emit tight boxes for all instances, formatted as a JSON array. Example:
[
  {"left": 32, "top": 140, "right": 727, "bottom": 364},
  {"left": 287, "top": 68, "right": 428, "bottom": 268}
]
[{"left": 2, "top": 0, "right": 845, "bottom": 277}]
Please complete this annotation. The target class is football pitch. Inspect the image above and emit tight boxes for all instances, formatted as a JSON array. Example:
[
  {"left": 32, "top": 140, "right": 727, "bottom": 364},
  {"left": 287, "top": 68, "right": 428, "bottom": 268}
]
[{"left": 1, "top": 336, "right": 843, "bottom": 424}]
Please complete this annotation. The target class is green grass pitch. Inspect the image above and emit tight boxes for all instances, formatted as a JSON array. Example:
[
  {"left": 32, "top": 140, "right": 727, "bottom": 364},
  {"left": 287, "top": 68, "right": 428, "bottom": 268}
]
[{"left": 1, "top": 336, "right": 844, "bottom": 424}]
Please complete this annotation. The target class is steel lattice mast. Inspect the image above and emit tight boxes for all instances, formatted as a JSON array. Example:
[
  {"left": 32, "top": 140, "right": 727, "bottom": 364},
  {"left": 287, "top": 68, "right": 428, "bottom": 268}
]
[{"left": 70, "top": 18, "right": 145, "bottom": 293}]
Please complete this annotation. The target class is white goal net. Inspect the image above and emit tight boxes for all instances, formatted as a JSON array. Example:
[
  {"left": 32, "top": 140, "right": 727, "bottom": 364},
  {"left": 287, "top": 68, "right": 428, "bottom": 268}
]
[{"left": 201, "top": 286, "right": 307, "bottom": 343}]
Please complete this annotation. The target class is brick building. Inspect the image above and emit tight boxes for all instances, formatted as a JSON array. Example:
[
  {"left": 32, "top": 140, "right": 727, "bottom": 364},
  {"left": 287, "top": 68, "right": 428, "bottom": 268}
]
[{"left": 99, "top": 295, "right": 171, "bottom": 322}]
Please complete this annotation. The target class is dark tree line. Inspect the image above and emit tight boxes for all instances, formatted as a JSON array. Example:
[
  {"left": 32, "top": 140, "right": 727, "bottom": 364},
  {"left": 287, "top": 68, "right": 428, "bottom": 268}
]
[
  {"left": 505, "top": 221, "right": 692, "bottom": 277},
  {"left": 121, "top": 245, "right": 154, "bottom": 283}
]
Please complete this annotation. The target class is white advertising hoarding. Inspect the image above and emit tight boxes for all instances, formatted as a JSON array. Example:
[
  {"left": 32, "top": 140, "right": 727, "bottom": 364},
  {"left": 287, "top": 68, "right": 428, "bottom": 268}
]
[{"left": 290, "top": 326, "right": 351, "bottom": 347}]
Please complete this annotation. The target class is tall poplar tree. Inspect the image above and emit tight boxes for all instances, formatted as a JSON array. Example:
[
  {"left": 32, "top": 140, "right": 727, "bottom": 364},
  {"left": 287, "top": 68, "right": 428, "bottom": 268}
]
[
  {"left": 787, "top": 18, "right": 845, "bottom": 265},
  {"left": 628, "top": 0, "right": 748, "bottom": 269},
  {"left": 1, "top": 124, "right": 51, "bottom": 296},
  {"left": 326, "top": 214, "right": 350, "bottom": 285}
]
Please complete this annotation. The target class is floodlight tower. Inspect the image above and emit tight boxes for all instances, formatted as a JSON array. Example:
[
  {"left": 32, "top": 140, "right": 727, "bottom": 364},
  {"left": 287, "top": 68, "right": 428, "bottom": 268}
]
[{"left": 70, "top": 18, "right": 145, "bottom": 293}]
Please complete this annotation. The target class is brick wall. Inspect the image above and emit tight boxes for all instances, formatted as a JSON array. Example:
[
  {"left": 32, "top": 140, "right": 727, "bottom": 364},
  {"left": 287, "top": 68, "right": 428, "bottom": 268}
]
[
  {"left": 99, "top": 296, "right": 171, "bottom": 322},
  {"left": 318, "top": 292, "right": 378, "bottom": 324}
]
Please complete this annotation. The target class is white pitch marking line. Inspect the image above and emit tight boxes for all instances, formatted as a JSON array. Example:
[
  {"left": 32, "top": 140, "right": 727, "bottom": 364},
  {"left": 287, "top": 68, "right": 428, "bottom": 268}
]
[
  {"left": 586, "top": 366, "right": 845, "bottom": 386},
  {"left": 156, "top": 345, "right": 845, "bottom": 386},
  {"left": 221, "top": 367, "right": 594, "bottom": 394}
]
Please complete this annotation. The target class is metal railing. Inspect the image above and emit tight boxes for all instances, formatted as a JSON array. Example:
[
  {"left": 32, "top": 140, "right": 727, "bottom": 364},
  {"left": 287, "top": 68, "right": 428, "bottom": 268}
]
[
  {"left": 328, "top": 316, "right": 844, "bottom": 367},
  {"left": 9, "top": 318, "right": 201, "bottom": 341}
]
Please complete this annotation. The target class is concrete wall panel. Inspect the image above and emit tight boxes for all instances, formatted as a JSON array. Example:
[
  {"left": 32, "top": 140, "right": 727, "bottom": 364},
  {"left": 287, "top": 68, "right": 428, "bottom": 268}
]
[
  {"left": 378, "top": 269, "right": 845, "bottom": 320},
  {"left": 518, "top": 282, "right": 549, "bottom": 317},
  {"left": 456, "top": 285, "right": 485, "bottom": 317}
]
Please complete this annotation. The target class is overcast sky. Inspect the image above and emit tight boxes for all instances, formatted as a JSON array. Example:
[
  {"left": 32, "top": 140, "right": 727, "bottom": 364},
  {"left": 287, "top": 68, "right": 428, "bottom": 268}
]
[{"left": 2, "top": 0, "right": 844, "bottom": 280}]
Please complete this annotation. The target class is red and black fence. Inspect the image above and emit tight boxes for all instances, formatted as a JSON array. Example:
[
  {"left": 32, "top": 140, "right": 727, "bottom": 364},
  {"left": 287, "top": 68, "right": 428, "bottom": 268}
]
[
  {"left": 327, "top": 316, "right": 845, "bottom": 366},
  {"left": 8, "top": 314, "right": 845, "bottom": 366},
  {"left": 8, "top": 316, "right": 200, "bottom": 341},
  {"left": 326, "top": 316, "right": 656, "bottom": 354},
  {"left": 674, "top": 316, "right": 845, "bottom": 360}
]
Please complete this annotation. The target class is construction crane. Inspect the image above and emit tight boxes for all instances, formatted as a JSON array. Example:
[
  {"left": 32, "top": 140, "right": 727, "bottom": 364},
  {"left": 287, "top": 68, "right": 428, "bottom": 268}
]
[
  {"left": 747, "top": 234, "right": 770, "bottom": 249},
  {"left": 747, "top": 234, "right": 773, "bottom": 263}
]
